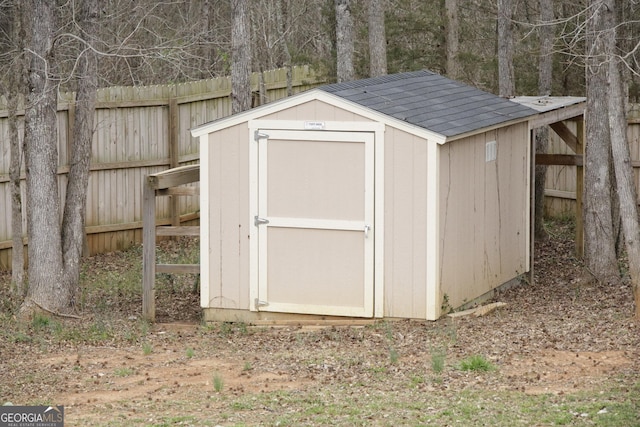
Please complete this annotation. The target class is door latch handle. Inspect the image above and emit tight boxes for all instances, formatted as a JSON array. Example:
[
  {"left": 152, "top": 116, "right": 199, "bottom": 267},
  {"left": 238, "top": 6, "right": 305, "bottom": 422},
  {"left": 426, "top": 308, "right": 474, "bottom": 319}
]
[
  {"left": 254, "top": 216, "right": 270, "bottom": 226},
  {"left": 364, "top": 224, "right": 371, "bottom": 238}
]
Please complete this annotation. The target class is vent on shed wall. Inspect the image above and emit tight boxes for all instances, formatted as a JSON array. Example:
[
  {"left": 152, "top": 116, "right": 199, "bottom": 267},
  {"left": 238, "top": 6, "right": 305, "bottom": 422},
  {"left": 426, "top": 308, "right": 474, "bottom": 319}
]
[{"left": 485, "top": 141, "right": 497, "bottom": 162}]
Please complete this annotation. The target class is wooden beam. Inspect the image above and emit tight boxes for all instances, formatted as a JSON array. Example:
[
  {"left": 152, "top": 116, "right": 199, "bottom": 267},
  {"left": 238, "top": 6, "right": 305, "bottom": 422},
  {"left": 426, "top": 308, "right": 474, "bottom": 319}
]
[
  {"left": 575, "top": 119, "right": 584, "bottom": 258},
  {"left": 536, "top": 153, "right": 583, "bottom": 166},
  {"left": 156, "top": 263, "right": 200, "bottom": 274},
  {"left": 549, "top": 122, "right": 579, "bottom": 153},
  {"left": 156, "top": 226, "right": 200, "bottom": 237},
  {"left": 156, "top": 186, "right": 199, "bottom": 196},
  {"left": 169, "top": 98, "right": 180, "bottom": 228},
  {"left": 544, "top": 189, "right": 576, "bottom": 199},
  {"left": 528, "top": 103, "right": 585, "bottom": 128},
  {"left": 142, "top": 178, "right": 157, "bottom": 322},
  {"left": 147, "top": 164, "right": 200, "bottom": 190}
]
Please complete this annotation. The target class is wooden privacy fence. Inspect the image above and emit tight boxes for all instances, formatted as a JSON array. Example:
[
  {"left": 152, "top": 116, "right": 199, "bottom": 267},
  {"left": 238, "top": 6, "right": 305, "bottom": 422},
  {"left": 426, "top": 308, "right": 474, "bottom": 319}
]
[
  {"left": 543, "top": 107, "right": 640, "bottom": 218},
  {"left": 0, "top": 65, "right": 325, "bottom": 270}
]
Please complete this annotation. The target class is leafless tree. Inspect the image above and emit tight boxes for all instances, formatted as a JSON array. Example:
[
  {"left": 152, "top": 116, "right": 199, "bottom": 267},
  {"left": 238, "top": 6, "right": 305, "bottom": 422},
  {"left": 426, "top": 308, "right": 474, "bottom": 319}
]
[
  {"left": 497, "top": 0, "right": 515, "bottom": 96},
  {"left": 232, "top": 0, "right": 252, "bottom": 113},
  {"left": 444, "top": 0, "right": 460, "bottom": 79},
  {"left": 335, "top": 0, "right": 354, "bottom": 82},
  {"left": 605, "top": 2, "right": 640, "bottom": 317},
  {"left": 20, "top": 0, "right": 70, "bottom": 316},
  {"left": 534, "top": 0, "right": 554, "bottom": 241},
  {"left": 368, "top": 0, "right": 387, "bottom": 77},
  {"left": 582, "top": 0, "right": 620, "bottom": 287},
  {"left": 3, "top": 0, "right": 27, "bottom": 296}
]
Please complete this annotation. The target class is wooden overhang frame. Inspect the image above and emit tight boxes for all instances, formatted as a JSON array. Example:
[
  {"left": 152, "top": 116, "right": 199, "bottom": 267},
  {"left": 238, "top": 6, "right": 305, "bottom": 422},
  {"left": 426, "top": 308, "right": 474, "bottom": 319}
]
[
  {"left": 512, "top": 96, "right": 587, "bottom": 274},
  {"left": 142, "top": 164, "right": 200, "bottom": 321}
]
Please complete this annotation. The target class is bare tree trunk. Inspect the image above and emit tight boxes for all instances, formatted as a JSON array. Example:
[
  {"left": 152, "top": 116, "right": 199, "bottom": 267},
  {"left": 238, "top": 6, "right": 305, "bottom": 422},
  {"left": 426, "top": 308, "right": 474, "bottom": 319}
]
[
  {"left": 368, "top": 0, "right": 387, "bottom": 78},
  {"left": 8, "top": 90, "right": 25, "bottom": 296},
  {"left": 8, "top": 0, "right": 27, "bottom": 296},
  {"left": 606, "top": 23, "right": 640, "bottom": 318},
  {"left": 534, "top": 0, "right": 554, "bottom": 240},
  {"left": 497, "top": 0, "right": 515, "bottom": 97},
  {"left": 444, "top": 0, "right": 459, "bottom": 80},
  {"left": 61, "top": 0, "right": 98, "bottom": 300},
  {"left": 583, "top": 0, "right": 619, "bottom": 285},
  {"left": 276, "top": 0, "right": 293, "bottom": 95},
  {"left": 335, "top": 0, "right": 354, "bottom": 82},
  {"left": 20, "top": 0, "right": 70, "bottom": 317},
  {"left": 231, "top": 0, "right": 252, "bottom": 113}
]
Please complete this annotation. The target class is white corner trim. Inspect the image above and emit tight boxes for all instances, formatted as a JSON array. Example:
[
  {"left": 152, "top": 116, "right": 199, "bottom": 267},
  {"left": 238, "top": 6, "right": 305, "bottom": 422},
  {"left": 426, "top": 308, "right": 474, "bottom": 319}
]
[
  {"left": 426, "top": 140, "right": 440, "bottom": 320},
  {"left": 199, "top": 134, "right": 210, "bottom": 308}
]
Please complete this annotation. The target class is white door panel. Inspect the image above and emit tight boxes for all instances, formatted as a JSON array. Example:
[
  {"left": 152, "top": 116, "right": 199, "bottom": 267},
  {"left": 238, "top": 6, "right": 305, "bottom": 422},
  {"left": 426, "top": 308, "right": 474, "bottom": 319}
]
[{"left": 255, "top": 129, "right": 374, "bottom": 317}]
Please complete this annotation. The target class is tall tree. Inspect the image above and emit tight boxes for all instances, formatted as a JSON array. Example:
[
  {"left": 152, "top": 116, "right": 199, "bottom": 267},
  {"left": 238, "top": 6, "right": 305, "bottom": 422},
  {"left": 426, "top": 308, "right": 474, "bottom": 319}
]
[
  {"left": 583, "top": 0, "right": 619, "bottom": 285},
  {"left": 497, "top": 0, "right": 515, "bottom": 96},
  {"left": 367, "top": 0, "right": 387, "bottom": 77},
  {"left": 5, "top": 0, "right": 27, "bottom": 296},
  {"left": 533, "top": 0, "right": 554, "bottom": 240},
  {"left": 60, "top": 0, "right": 99, "bottom": 301},
  {"left": 335, "top": 0, "right": 354, "bottom": 82},
  {"left": 605, "top": 3, "right": 640, "bottom": 318},
  {"left": 20, "top": 0, "right": 68, "bottom": 316},
  {"left": 19, "top": 0, "right": 100, "bottom": 317},
  {"left": 444, "top": 0, "right": 460, "bottom": 79},
  {"left": 231, "top": 0, "right": 252, "bottom": 113}
]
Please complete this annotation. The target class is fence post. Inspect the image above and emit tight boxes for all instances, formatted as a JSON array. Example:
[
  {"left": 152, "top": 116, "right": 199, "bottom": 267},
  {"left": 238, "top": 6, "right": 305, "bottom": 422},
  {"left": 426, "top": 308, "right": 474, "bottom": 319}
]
[
  {"left": 142, "top": 176, "right": 156, "bottom": 321},
  {"left": 575, "top": 118, "right": 584, "bottom": 257},
  {"left": 168, "top": 97, "right": 180, "bottom": 228}
]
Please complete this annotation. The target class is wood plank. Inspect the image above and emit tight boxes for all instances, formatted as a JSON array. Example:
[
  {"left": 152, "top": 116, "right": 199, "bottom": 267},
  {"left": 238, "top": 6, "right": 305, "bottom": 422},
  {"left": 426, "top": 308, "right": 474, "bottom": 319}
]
[
  {"left": 147, "top": 165, "right": 200, "bottom": 190},
  {"left": 156, "top": 187, "right": 200, "bottom": 196},
  {"left": 536, "top": 153, "right": 583, "bottom": 166},
  {"left": 169, "top": 97, "right": 180, "bottom": 228},
  {"left": 545, "top": 189, "right": 576, "bottom": 200},
  {"left": 575, "top": 119, "right": 584, "bottom": 258},
  {"left": 156, "top": 263, "right": 200, "bottom": 274},
  {"left": 142, "top": 180, "right": 157, "bottom": 322},
  {"left": 528, "top": 103, "right": 585, "bottom": 128},
  {"left": 156, "top": 226, "right": 200, "bottom": 237},
  {"left": 549, "top": 122, "right": 579, "bottom": 152}
]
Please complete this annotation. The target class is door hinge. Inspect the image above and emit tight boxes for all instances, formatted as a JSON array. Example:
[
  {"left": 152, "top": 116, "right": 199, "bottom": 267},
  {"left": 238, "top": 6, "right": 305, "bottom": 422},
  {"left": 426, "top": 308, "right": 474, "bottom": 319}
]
[
  {"left": 254, "top": 130, "right": 269, "bottom": 141},
  {"left": 254, "top": 216, "right": 270, "bottom": 226},
  {"left": 255, "top": 298, "right": 269, "bottom": 308}
]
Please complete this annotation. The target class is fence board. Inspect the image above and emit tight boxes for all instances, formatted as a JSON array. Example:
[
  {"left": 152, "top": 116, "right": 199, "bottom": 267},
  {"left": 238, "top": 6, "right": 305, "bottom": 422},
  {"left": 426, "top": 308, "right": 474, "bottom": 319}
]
[
  {"left": 0, "top": 66, "right": 325, "bottom": 270},
  {"left": 543, "top": 114, "right": 640, "bottom": 218}
]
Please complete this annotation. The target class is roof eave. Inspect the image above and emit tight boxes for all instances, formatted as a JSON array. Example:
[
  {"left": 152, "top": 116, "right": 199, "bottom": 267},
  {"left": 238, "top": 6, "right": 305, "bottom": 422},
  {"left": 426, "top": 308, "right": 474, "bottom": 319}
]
[
  {"left": 190, "top": 88, "right": 450, "bottom": 144},
  {"left": 441, "top": 115, "right": 536, "bottom": 144}
]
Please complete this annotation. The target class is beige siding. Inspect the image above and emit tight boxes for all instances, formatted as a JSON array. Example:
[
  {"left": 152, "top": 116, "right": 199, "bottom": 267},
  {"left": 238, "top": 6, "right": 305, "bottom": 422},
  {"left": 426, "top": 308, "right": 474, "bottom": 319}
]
[
  {"left": 259, "top": 100, "right": 375, "bottom": 122},
  {"left": 439, "top": 123, "right": 529, "bottom": 308},
  {"left": 383, "top": 127, "right": 428, "bottom": 318},
  {"left": 205, "top": 123, "right": 251, "bottom": 310}
]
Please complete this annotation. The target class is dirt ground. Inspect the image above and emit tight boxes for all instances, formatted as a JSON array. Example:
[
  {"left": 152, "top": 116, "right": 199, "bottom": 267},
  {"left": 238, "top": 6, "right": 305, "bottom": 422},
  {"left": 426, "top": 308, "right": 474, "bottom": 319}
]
[{"left": 1, "top": 221, "right": 639, "bottom": 426}]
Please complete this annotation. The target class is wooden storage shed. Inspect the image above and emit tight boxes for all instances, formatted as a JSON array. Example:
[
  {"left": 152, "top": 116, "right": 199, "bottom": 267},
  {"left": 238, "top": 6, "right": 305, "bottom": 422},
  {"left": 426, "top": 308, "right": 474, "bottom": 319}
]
[{"left": 190, "top": 70, "right": 541, "bottom": 321}]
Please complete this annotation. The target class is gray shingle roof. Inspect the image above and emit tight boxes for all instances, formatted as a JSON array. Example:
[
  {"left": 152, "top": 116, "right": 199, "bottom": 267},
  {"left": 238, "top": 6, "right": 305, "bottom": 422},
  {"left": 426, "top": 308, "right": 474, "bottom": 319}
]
[{"left": 319, "top": 70, "right": 538, "bottom": 137}]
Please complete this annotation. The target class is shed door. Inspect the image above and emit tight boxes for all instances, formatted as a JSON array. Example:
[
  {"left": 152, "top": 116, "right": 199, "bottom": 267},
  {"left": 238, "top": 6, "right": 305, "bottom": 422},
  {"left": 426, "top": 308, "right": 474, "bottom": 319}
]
[{"left": 256, "top": 129, "right": 374, "bottom": 317}]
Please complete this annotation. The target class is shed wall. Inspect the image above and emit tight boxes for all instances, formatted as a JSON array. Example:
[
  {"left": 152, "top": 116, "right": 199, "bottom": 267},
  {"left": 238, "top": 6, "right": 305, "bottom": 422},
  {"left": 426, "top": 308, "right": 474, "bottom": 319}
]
[
  {"left": 438, "top": 122, "right": 529, "bottom": 308},
  {"left": 383, "top": 126, "right": 429, "bottom": 318},
  {"left": 204, "top": 123, "right": 251, "bottom": 310}
]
